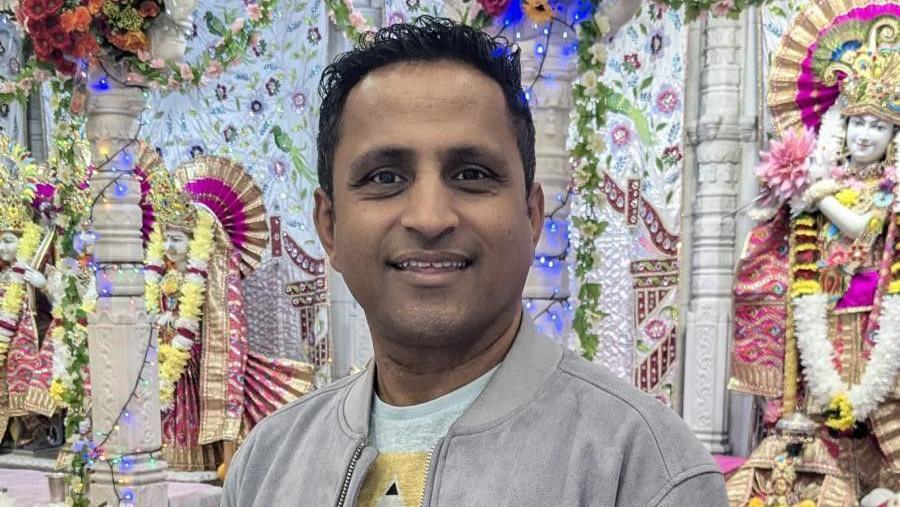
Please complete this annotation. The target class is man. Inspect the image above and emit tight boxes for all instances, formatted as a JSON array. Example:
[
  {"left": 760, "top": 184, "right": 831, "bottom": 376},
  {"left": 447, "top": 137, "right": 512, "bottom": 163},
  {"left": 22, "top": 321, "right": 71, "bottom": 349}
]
[{"left": 223, "top": 16, "right": 727, "bottom": 506}]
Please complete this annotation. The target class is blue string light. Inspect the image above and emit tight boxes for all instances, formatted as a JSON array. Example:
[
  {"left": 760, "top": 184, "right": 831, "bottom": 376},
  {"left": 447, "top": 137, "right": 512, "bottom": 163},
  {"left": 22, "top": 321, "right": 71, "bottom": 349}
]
[{"left": 90, "top": 75, "right": 111, "bottom": 93}]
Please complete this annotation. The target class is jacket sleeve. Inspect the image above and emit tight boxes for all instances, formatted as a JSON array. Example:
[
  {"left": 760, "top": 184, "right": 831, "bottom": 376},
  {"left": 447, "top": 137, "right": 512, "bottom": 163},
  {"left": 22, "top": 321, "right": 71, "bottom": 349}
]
[{"left": 652, "top": 471, "right": 728, "bottom": 507}]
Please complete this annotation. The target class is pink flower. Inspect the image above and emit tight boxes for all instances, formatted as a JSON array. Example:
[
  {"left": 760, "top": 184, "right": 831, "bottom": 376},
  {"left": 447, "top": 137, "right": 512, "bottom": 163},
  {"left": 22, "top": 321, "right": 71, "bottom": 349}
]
[
  {"left": 125, "top": 72, "right": 144, "bottom": 84},
  {"left": 246, "top": 3, "right": 262, "bottom": 21},
  {"left": 230, "top": 17, "right": 245, "bottom": 33},
  {"left": 150, "top": 58, "right": 165, "bottom": 69},
  {"left": 204, "top": 61, "right": 223, "bottom": 79},
  {"left": 711, "top": 0, "right": 734, "bottom": 17},
  {"left": 827, "top": 247, "right": 849, "bottom": 267},
  {"left": 16, "top": 78, "right": 32, "bottom": 91},
  {"left": 179, "top": 63, "right": 193, "bottom": 81},
  {"left": 477, "top": 0, "right": 509, "bottom": 17},
  {"left": 831, "top": 165, "right": 846, "bottom": 179},
  {"left": 137, "top": 49, "right": 151, "bottom": 62},
  {"left": 755, "top": 127, "right": 816, "bottom": 205},
  {"left": 609, "top": 123, "right": 633, "bottom": 150},
  {"left": 0, "top": 81, "right": 16, "bottom": 94},
  {"left": 348, "top": 11, "right": 368, "bottom": 31}
]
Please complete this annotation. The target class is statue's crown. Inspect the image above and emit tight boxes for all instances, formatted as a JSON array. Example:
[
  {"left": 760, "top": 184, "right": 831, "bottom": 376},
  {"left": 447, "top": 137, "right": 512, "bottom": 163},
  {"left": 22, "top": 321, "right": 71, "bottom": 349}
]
[
  {"left": 823, "top": 18, "right": 900, "bottom": 125},
  {"left": 0, "top": 135, "right": 39, "bottom": 233},
  {"left": 147, "top": 164, "right": 196, "bottom": 231}
]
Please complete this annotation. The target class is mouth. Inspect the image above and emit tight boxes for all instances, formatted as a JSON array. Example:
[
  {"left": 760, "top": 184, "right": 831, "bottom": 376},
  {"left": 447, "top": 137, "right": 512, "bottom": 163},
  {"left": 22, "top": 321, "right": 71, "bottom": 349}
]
[{"left": 388, "top": 252, "right": 473, "bottom": 285}]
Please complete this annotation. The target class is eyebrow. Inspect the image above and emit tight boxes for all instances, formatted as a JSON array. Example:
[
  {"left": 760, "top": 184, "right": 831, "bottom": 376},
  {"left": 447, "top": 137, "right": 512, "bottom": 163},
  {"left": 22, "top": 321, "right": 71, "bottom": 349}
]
[
  {"left": 438, "top": 145, "right": 507, "bottom": 167},
  {"left": 349, "top": 146, "right": 416, "bottom": 178}
]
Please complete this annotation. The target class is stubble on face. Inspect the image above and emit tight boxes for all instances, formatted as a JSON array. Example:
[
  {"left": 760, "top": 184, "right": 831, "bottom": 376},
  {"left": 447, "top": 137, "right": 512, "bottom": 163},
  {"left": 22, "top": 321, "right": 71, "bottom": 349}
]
[{"left": 315, "top": 60, "right": 543, "bottom": 371}]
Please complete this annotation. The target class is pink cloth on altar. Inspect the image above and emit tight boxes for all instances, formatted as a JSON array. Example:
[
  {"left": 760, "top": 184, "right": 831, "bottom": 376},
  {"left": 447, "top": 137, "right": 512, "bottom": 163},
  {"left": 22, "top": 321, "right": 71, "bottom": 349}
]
[
  {"left": 835, "top": 270, "right": 879, "bottom": 309},
  {"left": 714, "top": 455, "right": 746, "bottom": 475}
]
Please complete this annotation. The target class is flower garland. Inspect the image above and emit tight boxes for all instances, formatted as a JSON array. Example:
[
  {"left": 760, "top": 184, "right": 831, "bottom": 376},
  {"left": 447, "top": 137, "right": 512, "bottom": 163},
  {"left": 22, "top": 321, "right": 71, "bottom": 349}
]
[
  {"left": 145, "top": 211, "right": 215, "bottom": 411},
  {"left": 567, "top": 5, "right": 614, "bottom": 360},
  {"left": 0, "top": 222, "right": 43, "bottom": 364},
  {"left": 0, "top": 0, "right": 277, "bottom": 102},
  {"left": 792, "top": 212, "right": 900, "bottom": 431}
]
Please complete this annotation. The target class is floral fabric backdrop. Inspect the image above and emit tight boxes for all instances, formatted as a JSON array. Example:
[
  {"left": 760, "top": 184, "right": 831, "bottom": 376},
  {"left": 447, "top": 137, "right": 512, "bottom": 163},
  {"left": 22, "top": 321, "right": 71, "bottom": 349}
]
[
  {"left": 584, "top": 3, "right": 685, "bottom": 409},
  {"left": 760, "top": 0, "right": 806, "bottom": 136},
  {"left": 145, "top": 0, "right": 333, "bottom": 382}
]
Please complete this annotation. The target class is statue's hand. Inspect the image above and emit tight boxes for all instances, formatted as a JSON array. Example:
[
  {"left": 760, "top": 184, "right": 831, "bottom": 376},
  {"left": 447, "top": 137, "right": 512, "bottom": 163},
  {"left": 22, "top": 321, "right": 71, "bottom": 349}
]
[{"left": 23, "top": 266, "right": 47, "bottom": 290}]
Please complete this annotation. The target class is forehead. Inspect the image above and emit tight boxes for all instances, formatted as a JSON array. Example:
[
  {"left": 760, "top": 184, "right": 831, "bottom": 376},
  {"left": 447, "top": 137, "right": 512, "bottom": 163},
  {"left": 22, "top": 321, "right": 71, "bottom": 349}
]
[
  {"left": 850, "top": 114, "right": 892, "bottom": 126},
  {"left": 336, "top": 60, "right": 519, "bottom": 160}
]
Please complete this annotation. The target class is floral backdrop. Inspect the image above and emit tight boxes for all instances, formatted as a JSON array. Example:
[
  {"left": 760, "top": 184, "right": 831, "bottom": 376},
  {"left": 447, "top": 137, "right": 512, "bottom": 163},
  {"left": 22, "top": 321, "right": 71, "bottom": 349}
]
[{"left": 583, "top": 3, "right": 686, "bottom": 409}]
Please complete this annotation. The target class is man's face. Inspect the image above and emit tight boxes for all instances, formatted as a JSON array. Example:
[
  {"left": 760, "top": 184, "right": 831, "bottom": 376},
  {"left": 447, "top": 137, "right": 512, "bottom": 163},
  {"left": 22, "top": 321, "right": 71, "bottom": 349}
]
[
  {"left": 315, "top": 60, "right": 543, "bottom": 349},
  {"left": 163, "top": 229, "right": 190, "bottom": 265},
  {"left": 0, "top": 232, "right": 17, "bottom": 264}
]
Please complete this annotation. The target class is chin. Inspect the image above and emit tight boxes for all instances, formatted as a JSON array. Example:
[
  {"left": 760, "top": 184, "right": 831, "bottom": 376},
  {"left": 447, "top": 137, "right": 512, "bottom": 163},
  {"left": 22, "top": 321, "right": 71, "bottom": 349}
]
[{"left": 375, "top": 302, "right": 481, "bottom": 348}]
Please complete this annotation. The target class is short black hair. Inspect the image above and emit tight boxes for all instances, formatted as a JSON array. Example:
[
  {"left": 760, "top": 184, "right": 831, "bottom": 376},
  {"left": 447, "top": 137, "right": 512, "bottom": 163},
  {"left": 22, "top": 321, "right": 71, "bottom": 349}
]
[{"left": 316, "top": 15, "right": 536, "bottom": 197}]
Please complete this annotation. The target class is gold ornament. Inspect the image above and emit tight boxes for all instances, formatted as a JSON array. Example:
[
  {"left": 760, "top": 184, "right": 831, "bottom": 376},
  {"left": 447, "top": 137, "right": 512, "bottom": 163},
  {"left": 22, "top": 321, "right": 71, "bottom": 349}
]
[
  {"left": 823, "top": 18, "right": 900, "bottom": 125},
  {"left": 146, "top": 154, "right": 197, "bottom": 232},
  {"left": 0, "top": 135, "right": 40, "bottom": 233}
]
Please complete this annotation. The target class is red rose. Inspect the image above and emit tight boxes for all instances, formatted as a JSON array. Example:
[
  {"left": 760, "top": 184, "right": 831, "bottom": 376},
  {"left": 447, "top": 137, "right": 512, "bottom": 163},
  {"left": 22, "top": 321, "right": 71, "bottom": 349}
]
[
  {"left": 46, "top": 0, "right": 63, "bottom": 13},
  {"left": 476, "top": 0, "right": 509, "bottom": 16},
  {"left": 57, "top": 58, "right": 75, "bottom": 75},
  {"left": 32, "top": 35, "right": 54, "bottom": 58},
  {"left": 47, "top": 24, "right": 72, "bottom": 51},
  {"left": 21, "top": 0, "right": 49, "bottom": 20},
  {"left": 138, "top": 0, "right": 159, "bottom": 17}
]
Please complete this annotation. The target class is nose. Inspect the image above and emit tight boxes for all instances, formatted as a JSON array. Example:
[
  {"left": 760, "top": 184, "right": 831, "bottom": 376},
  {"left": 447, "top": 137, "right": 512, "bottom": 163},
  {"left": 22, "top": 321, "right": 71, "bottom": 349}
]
[{"left": 399, "top": 173, "right": 459, "bottom": 241}]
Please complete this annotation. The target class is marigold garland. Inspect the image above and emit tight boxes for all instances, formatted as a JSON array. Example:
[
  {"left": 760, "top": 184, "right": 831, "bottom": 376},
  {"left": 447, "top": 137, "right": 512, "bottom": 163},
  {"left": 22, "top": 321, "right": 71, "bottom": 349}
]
[
  {"left": 0, "top": 222, "right": 43, "bottom": 366},
  {"left": 146, "top": 211, "right": 215, "bottom": 411}
]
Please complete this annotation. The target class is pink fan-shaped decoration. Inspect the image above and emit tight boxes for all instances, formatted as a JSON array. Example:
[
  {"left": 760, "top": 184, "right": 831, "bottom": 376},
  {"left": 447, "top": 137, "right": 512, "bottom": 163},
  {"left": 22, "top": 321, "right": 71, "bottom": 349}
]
[{"left": 755, "top": 128, "right": 816, "bottom": 206}]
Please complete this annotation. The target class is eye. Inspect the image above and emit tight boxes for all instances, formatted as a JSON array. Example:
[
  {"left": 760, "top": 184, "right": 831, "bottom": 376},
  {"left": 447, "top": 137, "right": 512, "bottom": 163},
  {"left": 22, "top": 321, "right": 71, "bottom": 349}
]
[
  {"left": 453, "top": 167, "right": 491, "bottom": 181},
  {"left": 367, "top": 170, "right": 405, "bottom": 185}
]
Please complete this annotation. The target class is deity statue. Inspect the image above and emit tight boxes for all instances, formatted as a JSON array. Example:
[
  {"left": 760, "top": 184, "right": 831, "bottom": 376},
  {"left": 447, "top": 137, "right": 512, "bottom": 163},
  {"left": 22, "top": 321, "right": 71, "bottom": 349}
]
[
  {"left": 141, "top": 146, "right": 313, "bottom": 473},
  {"left": 0, "top": 135, "right": 58, "bottom": 450},
  {"left": 728, "top": 2, "right": 900, "bottom": 504}
]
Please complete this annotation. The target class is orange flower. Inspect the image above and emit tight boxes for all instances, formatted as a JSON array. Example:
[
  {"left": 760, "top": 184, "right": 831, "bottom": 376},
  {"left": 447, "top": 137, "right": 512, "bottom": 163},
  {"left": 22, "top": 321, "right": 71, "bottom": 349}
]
[
  {"left": 73, "top": 33, "right": 99, "bottom": 57},
  {"left": 109, "top": 30, "right": 148, "bottom": 53},
  {"left": 523, "top": 0, "right": 553, "bottom": 23},
  {"left": 87, "top": 0, "right": 104, "bottom": 15},
  {"left": 60, "top": 6, "right": 92, "bottom": 32}
]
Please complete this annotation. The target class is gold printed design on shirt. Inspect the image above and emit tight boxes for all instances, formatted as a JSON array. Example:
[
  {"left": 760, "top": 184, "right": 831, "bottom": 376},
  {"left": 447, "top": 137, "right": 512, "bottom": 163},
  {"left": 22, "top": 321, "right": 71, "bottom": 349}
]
[{"left": 357, "top": 451, "right": 429, "bottom": 507}]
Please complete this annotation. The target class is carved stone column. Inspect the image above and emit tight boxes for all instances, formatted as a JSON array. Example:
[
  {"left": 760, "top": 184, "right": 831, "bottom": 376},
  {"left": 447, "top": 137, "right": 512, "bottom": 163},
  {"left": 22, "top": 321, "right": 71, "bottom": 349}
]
[
  {"left": 519, "top": 31, "right": 576, "bottom": 341},
  {"left": 682, "top": 16, "right": 745, "bottom": 454},
  {"left": 85, "top": 69, "right": 168, "bottom": 505}
]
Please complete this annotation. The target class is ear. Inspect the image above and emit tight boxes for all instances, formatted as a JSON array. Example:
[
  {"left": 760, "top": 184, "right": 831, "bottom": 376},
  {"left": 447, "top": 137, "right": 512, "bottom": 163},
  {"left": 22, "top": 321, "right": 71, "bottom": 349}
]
[
  {"left": 526, "top": 182, "right": 544, "bottom": 249},
  {"left": 314, "top": 188, "right": 341, "bottom": 273}
]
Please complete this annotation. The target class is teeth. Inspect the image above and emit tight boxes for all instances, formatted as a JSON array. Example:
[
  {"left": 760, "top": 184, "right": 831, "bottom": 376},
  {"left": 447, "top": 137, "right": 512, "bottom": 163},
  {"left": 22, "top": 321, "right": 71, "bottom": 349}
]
[{"left": 397, "top": 260, "right": 466, "bottom": 270}]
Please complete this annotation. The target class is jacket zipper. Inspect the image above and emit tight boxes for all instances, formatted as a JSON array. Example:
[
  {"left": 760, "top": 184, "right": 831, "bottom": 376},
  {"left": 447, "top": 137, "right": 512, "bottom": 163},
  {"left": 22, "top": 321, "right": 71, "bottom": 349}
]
[
  {"left": 419, "top": 440, "right": 441, "bottom": 507},
  {"left": 336, "top": 441, "right": 366, "bottom": 507}
]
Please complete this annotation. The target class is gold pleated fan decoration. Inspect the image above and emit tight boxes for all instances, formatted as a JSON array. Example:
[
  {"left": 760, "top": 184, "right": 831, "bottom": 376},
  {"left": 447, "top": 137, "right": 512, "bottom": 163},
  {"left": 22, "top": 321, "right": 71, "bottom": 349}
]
[
  {"left": 174, "top": 157, "right": 269, "bottom": 276},
  {"left": 768, "top": 0, "right": 900, "bottom": 135}
]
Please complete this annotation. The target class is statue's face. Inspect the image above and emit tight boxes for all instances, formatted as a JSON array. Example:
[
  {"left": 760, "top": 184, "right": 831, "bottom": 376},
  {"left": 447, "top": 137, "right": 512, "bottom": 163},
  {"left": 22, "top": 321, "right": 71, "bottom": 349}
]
[
  {"left": 846, "top": 114, "right": 894, "bottom": 163},
  {"left": 0, "top": 232, "right": 18, "bottom": 264},
  {"left": 163, "top": 229, "right": 190, "bottom": 265}
]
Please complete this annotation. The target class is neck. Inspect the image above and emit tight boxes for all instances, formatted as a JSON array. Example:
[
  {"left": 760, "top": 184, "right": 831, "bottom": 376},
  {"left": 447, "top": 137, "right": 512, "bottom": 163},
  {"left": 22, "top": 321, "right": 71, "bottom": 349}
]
[{"left": 371, "top": 306, "right": 522, "bottom": 407}]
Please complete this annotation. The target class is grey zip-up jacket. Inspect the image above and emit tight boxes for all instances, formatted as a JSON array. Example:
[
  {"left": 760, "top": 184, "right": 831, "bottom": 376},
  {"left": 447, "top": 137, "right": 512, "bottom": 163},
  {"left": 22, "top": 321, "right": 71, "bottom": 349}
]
[{"left": 222, "top": 319, "right": 727, "bottom": 506}]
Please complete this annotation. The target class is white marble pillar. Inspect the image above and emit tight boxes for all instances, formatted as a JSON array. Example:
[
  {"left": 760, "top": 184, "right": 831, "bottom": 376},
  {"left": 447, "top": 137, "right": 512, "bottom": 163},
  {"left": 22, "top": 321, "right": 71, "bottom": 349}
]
[
  {"left": 682, "top": 15, "right": 746, "bottom": 454},
  {"left": 519, "top": 29, "right": 576, "bottom": 341},
  {"left": 85, "top": 68, "right": 168, "bottom": 505}
]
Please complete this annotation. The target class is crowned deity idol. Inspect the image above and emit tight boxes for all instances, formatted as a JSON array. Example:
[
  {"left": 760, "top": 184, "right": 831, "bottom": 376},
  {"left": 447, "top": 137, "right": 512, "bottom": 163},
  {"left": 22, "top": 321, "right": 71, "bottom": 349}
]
[
  {"left": 140, "top": 147, "right": 313, "bottom": 473},
  {"left": 727, "top": 4, "right": 900, "bottom": 504},
  {"left": 0, "top": 136, "right": 59, "bottom": 450}
]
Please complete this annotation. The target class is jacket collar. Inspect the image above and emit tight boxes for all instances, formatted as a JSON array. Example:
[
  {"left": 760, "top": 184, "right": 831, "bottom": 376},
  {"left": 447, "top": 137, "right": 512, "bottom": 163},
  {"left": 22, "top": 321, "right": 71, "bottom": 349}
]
[{"left": 341, "top": 314, "right": 563, "bottom": 436}]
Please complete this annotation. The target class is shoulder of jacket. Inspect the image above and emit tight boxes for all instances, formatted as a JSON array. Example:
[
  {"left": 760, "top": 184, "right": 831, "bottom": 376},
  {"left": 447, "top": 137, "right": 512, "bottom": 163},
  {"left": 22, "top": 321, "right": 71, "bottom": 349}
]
[{"left": 555, "top": 350, "right": 717, "bottom": 481}]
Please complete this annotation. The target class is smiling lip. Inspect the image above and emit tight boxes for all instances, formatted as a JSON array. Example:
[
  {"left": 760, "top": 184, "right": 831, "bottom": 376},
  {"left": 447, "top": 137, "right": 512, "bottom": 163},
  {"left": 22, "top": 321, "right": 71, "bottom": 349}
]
[{"left": 388, "top": 251, "right": 472, "bottom": 286}]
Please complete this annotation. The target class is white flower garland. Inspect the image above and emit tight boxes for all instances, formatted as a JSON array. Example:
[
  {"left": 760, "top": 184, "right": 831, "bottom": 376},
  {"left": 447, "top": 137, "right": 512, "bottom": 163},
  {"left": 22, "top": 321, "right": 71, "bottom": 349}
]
[{"left": 794, "top": 293, "right": 900, "bottom": 424}]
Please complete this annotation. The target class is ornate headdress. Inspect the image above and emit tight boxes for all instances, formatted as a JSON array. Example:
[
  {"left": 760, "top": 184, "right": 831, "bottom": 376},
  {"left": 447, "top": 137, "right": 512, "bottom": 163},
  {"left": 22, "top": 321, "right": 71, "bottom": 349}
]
[
  {"left": 137, "top": 142, "right": 268, "bottom": 276},
  {"left": 769, "top": 0, "right": 900, "bottom": 135},
  {"left": 0, "top": 135, "right": 40, "bottom": 233}
]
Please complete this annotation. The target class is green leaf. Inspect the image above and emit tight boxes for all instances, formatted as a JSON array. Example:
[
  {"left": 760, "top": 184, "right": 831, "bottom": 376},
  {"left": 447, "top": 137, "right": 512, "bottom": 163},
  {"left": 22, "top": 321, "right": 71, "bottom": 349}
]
[
  {"left": 606, "top": 89, "right": 656, "bottom": 146},
  {"left": 639, "top": 76, "right": 654, "bottom": 91},
  {"left": 205, "top": 11, "right": 227, "bottom": 37}
]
